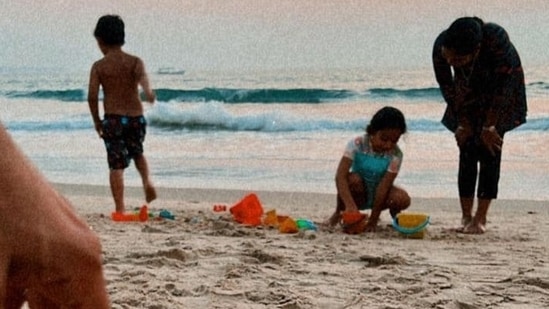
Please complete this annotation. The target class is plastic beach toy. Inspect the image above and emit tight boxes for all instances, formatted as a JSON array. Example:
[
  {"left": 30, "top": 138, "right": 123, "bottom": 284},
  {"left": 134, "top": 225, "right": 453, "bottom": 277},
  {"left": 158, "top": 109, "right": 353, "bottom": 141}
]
[
  {"left": 278, "top": 217, "right": 299, "bottom": 234},
  {"left": 213, "top": 204, "right": 227, "bottom": 212},
  {"left": 229, "top": 193, "right": 264, "bottom": 226},
  {"left": 392, "top": 213, "right": 430, "bottom": 239},
  {"left": 159, "top": 209, "right": 175, "bottom": 220},
  {"left": 263, "top": 209, "right": 289, "bottom": 227},
  {"left": 295, "top": 219, "right": 317, "bottom": 231},
  {"left": 340, "top": 212, "right": 367, "bottom": 234},
  {"left": 263, "top": 209, "right": 279, "bottom": 226},
  {"left": 111, "top": 205, "right": 149, "bottom": 222}
]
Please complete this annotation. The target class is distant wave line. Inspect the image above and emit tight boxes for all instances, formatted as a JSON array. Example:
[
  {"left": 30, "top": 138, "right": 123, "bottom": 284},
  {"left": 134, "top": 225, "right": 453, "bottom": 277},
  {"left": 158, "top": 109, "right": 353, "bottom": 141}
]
[
  {"left": 2, "top": 87, "right": 440, "bottom": 103},
  {"left": 2, "top": 81, "right": 547, "bottom": 103},
  {"left": 5, "top": 89, "right": 85, "bottom": 102},
  {"left": 4, "top": 108, "right": 548, "bottom": 133}
]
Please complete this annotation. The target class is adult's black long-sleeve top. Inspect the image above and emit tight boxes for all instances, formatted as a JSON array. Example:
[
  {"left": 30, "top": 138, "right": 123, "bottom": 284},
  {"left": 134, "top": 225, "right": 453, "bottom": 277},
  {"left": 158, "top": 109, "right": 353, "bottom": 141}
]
[{"left": 432, "top": 22, "right": 527, "bottom": 133}]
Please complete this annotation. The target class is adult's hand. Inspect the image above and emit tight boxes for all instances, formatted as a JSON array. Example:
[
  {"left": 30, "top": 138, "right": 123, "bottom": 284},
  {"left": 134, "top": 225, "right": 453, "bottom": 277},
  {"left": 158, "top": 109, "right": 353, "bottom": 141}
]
[
  {"left": 480, "top": 126, "right": 503, "bottom": 156},
  {"left": 454, "top": 125, "right": 472, "bottom": 147}
]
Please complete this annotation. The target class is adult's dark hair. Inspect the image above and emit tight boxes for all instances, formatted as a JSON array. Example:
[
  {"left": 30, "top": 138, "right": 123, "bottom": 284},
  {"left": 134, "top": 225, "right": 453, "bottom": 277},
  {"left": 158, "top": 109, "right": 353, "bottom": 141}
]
[
  {"left": 443, "top": 17, "right": 484, "bottom": 55},
  {"left": 94, "top": 15, "right": 125, "bottom": 46},
  {"left": 366, "top": 106, "right": 407, "bottom": 135}
]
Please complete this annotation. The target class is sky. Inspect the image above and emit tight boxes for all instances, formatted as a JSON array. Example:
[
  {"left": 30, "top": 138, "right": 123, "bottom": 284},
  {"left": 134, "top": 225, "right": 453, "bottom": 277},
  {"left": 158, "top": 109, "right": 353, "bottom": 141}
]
[{"left": 0, "top": 0, "right": 548, "bottom": 73}]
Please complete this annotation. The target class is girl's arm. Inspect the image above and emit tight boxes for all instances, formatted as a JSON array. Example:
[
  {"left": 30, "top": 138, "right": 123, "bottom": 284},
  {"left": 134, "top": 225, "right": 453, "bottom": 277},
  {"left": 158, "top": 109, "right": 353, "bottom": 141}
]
[
  {"left": 335, "top": 156, "right": 359, "bottom": 213},
  {"left": 365, "top": 171, "right": 397, "bottom": 232}
]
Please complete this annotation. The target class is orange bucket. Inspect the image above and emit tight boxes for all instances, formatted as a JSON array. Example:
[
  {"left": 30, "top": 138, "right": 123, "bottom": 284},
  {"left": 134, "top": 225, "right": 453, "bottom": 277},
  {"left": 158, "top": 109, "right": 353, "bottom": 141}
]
[{"left": 229, "top": 193, "right": 264, "bottom": 226}]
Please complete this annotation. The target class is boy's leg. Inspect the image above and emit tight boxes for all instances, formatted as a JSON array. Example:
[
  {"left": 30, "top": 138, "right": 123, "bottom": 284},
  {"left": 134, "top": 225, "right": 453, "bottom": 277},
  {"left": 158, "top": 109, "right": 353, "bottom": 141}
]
[
  {"left": 126, "top": 115, "right": 156, "bottom": 204},
  {"left": 134, "top": 154, "right": 156, "bottom": 203},
  {"left": 109, "top": 169, "right": 125, "bottom": 213}
]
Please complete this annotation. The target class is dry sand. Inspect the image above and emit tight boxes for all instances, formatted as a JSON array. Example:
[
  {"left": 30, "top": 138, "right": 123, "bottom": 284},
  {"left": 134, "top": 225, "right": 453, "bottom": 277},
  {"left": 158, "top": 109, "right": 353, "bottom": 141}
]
[{"left": 52, "top": 183, "right": 549, "bottom": 309}]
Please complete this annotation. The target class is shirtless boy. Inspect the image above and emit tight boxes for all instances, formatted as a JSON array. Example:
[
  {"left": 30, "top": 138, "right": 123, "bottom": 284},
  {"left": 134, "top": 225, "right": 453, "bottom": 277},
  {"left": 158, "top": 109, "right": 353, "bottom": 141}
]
[{"left": 88, "top": 15, "right": 157, "bottom": 213}]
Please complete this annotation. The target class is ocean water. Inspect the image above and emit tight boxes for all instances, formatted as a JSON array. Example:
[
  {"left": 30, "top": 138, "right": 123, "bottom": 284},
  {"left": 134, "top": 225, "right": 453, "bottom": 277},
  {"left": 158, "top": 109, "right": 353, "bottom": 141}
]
[{"left": 1, "top": 65, "right": 548, "bottom": 201}]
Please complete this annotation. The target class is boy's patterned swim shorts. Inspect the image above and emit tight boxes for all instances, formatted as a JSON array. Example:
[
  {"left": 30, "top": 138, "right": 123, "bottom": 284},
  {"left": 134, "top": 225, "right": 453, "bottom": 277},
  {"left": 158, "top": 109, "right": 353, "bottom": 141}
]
[{"left": 101, "top": 114, "right": 147, "bottom": 170}]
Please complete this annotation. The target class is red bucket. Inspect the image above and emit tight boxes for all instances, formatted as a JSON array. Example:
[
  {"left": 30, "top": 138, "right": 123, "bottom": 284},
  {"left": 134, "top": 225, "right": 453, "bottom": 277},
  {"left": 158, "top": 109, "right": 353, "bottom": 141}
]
[{"left": 229, "top": 193, "right": 264, "bottom": 226}]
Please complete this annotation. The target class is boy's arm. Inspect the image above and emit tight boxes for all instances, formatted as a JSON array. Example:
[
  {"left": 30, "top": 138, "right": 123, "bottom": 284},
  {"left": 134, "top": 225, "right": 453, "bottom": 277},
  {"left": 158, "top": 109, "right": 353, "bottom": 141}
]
[
  {"left": 87, "top": 65, "right": 102, "bottom": 137},
  {"left": 136, "top": 59, "right": 155, "bottom": 103}
]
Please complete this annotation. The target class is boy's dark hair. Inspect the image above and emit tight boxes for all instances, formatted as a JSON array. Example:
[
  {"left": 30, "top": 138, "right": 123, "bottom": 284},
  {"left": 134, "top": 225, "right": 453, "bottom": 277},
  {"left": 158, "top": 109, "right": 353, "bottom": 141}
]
[
  {"left": 443, "top": 16, "right": 484, "bottom": 55},
  {"left": 366, "top": 106, "right": 407, "bottom": 135},
  {"left": 94, "top": 15, "right": 125, "bottom": 46}
]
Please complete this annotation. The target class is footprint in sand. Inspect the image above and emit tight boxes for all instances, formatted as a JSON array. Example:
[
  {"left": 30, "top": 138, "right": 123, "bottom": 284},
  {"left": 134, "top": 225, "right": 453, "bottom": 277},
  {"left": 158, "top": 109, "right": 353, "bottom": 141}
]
[
  {"left": 243, "top": 249, "right": 284, "bottom": 265},
  {"left": 359, "top": 254, "right": 407, "bottom": 267}
]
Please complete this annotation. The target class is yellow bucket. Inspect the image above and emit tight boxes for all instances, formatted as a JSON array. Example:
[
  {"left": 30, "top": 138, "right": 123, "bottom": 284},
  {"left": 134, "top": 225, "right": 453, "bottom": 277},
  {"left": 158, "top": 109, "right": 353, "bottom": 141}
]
[{"left": 392, "top": 213, "right": 430, "bottom": 239}]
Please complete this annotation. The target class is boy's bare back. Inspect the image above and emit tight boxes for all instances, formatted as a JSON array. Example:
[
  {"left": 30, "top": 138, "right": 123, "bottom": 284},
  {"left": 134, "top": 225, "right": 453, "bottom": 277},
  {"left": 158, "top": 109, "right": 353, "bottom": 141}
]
[{"left": 89, "top": 49, "right": 152, "bottom": 117}]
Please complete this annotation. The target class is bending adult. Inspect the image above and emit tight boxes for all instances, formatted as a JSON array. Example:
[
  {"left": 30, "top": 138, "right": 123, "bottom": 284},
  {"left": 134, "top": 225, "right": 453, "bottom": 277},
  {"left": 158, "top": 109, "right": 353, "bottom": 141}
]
[
  {"left": 432, "top": 17, "right": 527, "bottom": 234},
  {"left": 0, "top": 124, "right": 110, "bottom": 307}
]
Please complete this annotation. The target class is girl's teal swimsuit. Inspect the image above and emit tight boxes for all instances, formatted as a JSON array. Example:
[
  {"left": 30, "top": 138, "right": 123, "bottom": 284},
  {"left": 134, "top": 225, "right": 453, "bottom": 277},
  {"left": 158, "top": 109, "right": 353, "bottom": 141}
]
[
  {"left": 344, "top": 134, "right": 402, "bottom": 210},
  {"left": 351, "top": 151, "right": 391, "bottom": 210}
]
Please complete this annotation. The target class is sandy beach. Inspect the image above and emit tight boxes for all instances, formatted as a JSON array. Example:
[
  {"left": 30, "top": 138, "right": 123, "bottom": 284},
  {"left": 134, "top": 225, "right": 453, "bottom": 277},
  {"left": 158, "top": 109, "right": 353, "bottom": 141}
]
[{"left": 49, "top": 183, "right": 549, "bottom": 309}]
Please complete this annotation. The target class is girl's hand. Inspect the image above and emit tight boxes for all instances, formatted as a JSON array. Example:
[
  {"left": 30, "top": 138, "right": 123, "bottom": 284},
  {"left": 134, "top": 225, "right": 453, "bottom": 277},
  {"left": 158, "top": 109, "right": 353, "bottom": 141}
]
[
  {"left": 341, "top": 212, "right": 367, "bottom": 234},
  {"left": 345, "top": 204, "right": 359, "bottom": 213},
  {"left": 364, "top": 218, "right": 378, "bottom": 233}
]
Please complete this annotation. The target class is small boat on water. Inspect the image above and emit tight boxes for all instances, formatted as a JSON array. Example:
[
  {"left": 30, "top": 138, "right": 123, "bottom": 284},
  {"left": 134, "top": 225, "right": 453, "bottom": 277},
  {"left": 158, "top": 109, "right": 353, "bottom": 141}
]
[{"left": 156, "top": 67, "right": 185, "bottom": 75}]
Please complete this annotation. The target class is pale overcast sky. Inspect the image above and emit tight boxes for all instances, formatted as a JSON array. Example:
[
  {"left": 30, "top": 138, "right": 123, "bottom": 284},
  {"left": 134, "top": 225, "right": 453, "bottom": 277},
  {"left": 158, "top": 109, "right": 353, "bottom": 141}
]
[{"left": 0, "top": 0, "right": 547, "bottom": 72}]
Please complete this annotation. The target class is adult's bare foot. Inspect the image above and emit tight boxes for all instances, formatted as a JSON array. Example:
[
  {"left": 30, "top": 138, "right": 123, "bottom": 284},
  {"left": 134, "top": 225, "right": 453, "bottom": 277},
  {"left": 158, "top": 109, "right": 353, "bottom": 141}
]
[
  {"left": 461, "top": 216, "right": 472, "bottom": 227},
  {"left": 460, "top": 221, "right": 486, "bottom": 234},
  {"left": 454, "top": 216, "right": 473, "bottom": 232}
]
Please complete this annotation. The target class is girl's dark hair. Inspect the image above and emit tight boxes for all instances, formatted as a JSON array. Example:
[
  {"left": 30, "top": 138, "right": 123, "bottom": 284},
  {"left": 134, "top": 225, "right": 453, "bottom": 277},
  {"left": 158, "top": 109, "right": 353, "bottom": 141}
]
[
  {"left": 366, "top": 106, "right": 407, "bottom": 135},
  {"left": 443, "top": 16, "right": 484, "bottom": 55},
  {"left": 94, "top": 15, "right": 125, "bottom": 46}
]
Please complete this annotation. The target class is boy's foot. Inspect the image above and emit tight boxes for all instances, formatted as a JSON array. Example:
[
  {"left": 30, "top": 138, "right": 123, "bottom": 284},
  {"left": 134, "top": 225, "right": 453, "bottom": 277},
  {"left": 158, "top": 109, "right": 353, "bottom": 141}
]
[
  {"left": 326, "top": 212, "right": 341, "bottom": 227},
  {"left": 145, "top": 184, "right": 157, "bottom": 203}
]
